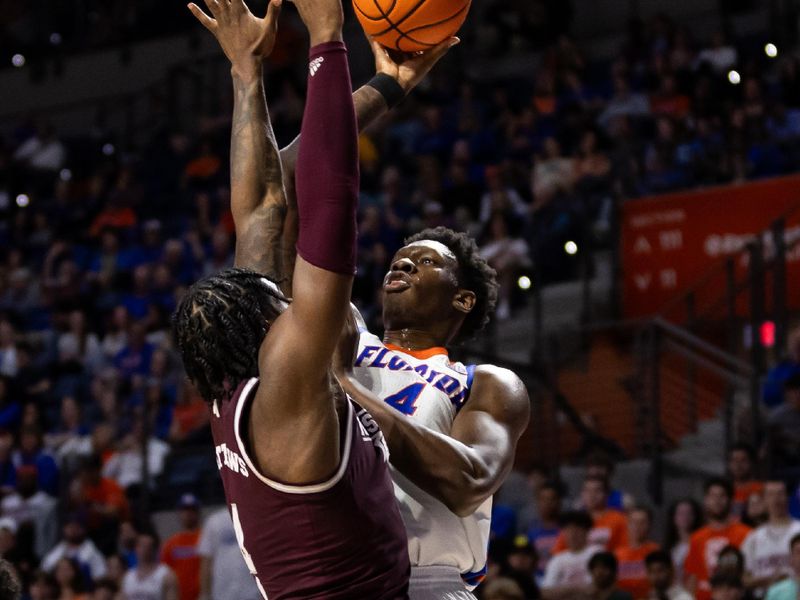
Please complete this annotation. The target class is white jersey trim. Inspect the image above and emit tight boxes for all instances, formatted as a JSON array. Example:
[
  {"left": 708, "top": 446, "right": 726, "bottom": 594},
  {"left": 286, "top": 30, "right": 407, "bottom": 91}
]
[{"left": 233, "top": 377, "right": 354, "bottom": 495}]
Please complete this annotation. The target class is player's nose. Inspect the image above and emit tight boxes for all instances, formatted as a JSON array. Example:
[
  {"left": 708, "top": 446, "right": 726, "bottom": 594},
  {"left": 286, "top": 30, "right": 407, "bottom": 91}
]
[{"left": 390, "top": 258, "right": 416, "bottom": 273}]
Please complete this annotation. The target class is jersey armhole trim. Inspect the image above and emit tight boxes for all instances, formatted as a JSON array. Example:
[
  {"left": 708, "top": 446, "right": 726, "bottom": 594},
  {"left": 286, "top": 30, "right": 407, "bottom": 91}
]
[
  {"left": 454, "top": 364, "right": 477, "bottom": 412},
  {"left": 233, "top": 377, "right": 354, "bottom": 495}
]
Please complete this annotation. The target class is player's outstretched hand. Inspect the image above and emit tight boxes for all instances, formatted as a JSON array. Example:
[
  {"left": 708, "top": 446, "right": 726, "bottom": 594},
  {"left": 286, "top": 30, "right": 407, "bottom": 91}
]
[
  {"left": 369, "top": 36, "right": 460, "bottom": 95},
  {"left": 188, "top": 0, "right": 282, "bottom": 81},
  {"left": 289, "top": 0, "right": 344, "bottom": 46}
]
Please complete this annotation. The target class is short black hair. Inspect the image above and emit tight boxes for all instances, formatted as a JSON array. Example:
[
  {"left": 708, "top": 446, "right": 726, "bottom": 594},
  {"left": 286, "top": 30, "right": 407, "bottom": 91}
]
[
  {"left": 586, "top": 452, "right": 615, "bottom": 472},
  {"left": 560, "top": 510, "right": 593, "bottom": 530},
  {"left": 588, "top": 551, "right": 618, "bottom": 573},
  {"left": 645, "top": 550, "right": 673, "bottom": 569},
  {"left": 785, "top": 374, "right": 800, "bottom": 391},
  {"left": 630, "top": 504, "right": 653, "bottom": 522},
  {"left": 80, "top": 453, "right": 103, "bottom": 473},
  {"left": 138, "top": 528, "right": 161, "bottom": 548},
  {"left": 404, "top": 227, "right": 498, "bottom": 342},
  {"left": 790, "top": 532, "right": 800, "bottom": 552},
  {"left": 704, "top": 476, "right": 734, "bottom": 499},
  {"left": 729, "top": 442, "right": 756, "bottom": 462},
  {"left": 0, "top": 560, "right": 20, "bottom": 600},
  {"left": 539, "top": 479, "right": 565, "bottom": 497},
  {"left": 583, "top": 474, "right": 610, "bottom": 493},
  {"left": 173, "top": 268, "right": 289, "bottom": 403},
  {"left": 709, "top": 572, "right": 743, "bottom": 589}
]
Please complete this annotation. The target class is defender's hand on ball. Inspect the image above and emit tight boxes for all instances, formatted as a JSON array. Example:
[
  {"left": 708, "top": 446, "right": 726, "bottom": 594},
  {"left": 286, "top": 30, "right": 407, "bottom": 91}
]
[
  {"left": 369, "top": 36, "right": 460, "bottom": 95},
  {"left": 187, "top": 0, "right": 282, "bottom": 82}
]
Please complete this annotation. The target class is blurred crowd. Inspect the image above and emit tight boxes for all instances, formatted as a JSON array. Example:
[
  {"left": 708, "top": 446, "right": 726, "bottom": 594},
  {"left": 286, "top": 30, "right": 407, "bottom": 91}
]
[
  {"left": 481, "top": 446, "right": 800, "bottom": 600},
  {"left": 1, "top": 1, "right": 800, "bottom": 599}
]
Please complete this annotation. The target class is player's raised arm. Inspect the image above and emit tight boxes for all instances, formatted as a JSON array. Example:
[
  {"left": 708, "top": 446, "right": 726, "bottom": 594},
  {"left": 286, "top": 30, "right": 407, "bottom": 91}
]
[
  {"left": 188, "top": 0, "right": 287, "bottom": 280},
  {"left": 240, "top": 0, "right": 359, "bottom": 485},
  {"left": 277, "top": 37, "right": 458, "bottom": 295},
  {"left": 278, "top": 0, "right": 357, "bottom": 356}
]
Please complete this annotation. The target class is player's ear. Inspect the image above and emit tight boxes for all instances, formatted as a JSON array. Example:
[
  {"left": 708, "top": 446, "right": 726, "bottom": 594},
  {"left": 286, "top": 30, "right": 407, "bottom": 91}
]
[{"left": 453, "top": 290, "right": 476, "bottom": 315}]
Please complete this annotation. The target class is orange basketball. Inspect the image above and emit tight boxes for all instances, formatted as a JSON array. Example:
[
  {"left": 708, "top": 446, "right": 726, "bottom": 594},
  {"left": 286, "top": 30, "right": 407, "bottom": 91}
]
[{"left": 353, "top": 0, "right": 471, "bottom": 53}]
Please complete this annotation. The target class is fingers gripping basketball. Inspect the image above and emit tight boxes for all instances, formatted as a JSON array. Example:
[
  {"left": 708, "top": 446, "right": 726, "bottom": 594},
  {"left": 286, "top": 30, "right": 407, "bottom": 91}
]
[{"left": 353, "top": 0, "right": 471, "bottom": 53}]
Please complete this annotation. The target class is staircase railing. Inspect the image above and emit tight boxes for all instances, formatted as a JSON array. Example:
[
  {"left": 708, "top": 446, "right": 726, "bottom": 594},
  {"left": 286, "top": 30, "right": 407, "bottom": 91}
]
[{"left": 638, "top": 318, "right": 755, "bottom": 503}]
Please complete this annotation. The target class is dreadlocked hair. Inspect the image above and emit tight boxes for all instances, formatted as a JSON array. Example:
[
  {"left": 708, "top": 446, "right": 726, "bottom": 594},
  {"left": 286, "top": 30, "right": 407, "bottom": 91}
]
[
  {"left": 172, "top": 268, "right": 289, "bottom": 404},
  {"left": 405, "top": 227, "right": 499, "bottom": 343}
]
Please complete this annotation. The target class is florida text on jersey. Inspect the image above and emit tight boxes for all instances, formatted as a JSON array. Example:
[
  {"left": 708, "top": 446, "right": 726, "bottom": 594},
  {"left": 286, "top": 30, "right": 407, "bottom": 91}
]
[{"left": 353, "top": 329, "right": 489, "bottom": 590}]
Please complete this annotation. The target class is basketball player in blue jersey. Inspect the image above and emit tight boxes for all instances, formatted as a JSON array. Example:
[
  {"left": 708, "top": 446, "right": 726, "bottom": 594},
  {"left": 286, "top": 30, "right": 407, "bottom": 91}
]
[
  {"left": 225, "top": 15, "right": 531, "bottom": 600},
  {"left": 175, "top": 0, "right": 413, "bottom": 597}
]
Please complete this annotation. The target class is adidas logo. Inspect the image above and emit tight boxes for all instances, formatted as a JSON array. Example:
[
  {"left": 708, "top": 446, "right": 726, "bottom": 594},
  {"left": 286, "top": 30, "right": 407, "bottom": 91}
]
[{"left": 309, "top": 57, "right": 324, "bottom": 77}]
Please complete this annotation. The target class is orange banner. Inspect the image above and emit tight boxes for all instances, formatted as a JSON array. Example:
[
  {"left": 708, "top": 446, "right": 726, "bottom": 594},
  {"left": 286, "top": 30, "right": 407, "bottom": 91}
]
[{"left": 622, "top": 175, "right": 800, "bottom": 318}]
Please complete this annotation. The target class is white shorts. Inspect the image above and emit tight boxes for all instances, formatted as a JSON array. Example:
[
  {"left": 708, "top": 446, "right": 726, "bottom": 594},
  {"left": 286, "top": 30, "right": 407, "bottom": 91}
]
[{"left": 408, "top": 566, "right": 477, "bottom": 600}]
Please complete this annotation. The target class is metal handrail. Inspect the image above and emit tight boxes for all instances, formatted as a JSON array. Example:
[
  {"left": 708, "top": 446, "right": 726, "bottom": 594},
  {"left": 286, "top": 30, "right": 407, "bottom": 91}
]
[{"left": 651, "top": 317, "right": 754, "bottom": 375}]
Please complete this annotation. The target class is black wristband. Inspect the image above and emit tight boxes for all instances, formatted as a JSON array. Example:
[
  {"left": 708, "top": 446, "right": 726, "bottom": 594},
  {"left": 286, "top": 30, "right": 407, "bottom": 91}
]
[{"left": 367, "top": 73, "right": 406, "bottom": 109}]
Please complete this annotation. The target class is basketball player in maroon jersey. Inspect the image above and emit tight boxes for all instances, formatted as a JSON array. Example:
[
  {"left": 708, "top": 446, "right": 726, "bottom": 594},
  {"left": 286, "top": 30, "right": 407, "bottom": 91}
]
[
  {"left": 175, "top": 0, "right": 410, "bottom": 597},
  {"left": 229, "top": 9, "right": 531, "bottom": 600}
]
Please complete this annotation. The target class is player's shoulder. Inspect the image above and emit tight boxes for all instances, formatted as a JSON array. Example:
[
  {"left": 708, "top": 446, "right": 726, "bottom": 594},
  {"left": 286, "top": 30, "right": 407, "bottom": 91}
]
[
  {"left": 471, "top": 364, "right": 526, "bottom": 393},
  {"left": 464, "top": 364, "right": 530, "bottom": 420},
  {"left": 470, "top": 364, "right": 529, "bottom": 405}
]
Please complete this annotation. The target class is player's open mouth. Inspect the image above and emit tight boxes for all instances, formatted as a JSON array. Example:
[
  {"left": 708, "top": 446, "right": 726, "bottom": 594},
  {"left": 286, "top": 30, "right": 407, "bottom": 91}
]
[{"left": 384, "top": 280, "right": 411, "bottom": 293}]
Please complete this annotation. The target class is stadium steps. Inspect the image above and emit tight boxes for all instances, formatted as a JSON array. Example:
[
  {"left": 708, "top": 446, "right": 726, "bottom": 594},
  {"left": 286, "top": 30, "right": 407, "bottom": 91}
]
[
  {"left": 662, "top": 417, "right": 727, "bottom": 478},
  {"left": 554, "top": 335, "right": 640, "bottom": 458}
]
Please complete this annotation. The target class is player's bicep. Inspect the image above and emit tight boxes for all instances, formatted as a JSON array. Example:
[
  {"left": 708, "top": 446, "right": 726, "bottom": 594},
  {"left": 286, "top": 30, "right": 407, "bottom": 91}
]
[
  {"left": 450, "top": 367, "right": 530, "bottom": 488},
  {"left": 450, "top": 409, "right": 514, "bottom": 481}
]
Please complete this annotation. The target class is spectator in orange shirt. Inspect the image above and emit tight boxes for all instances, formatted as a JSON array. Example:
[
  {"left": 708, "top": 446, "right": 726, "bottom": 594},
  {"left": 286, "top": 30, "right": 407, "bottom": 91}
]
[
  {"left": 616, "top": 506, "right": 660, "bottom": 599},
  {"left": 161, "top": 494, "right": 202, "bottom": 600},
  {"left": 69, "top": 454, "right": 130, "bottom": 554},
  {"left": 553, "top": 476, "right": 629, "bottom": 554},
  {"left": 168, "top": 384, "right": 210, "bottom": 446},
  {"left": 685, "top": 477, "right": 752, "bottom": 600},
  {"left": 728, "top": 444, "right": 764, "bottom": 520}
]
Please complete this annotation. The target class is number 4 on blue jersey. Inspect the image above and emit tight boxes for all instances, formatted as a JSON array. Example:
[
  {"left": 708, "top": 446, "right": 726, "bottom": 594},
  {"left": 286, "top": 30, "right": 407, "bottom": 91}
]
[{"left": 384, "top": 383, "right": 425, "bottom": 416}]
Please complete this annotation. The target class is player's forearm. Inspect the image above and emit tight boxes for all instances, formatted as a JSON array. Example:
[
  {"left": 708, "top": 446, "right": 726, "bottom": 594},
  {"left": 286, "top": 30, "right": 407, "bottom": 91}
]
[
  {"left": 230, "top": 66, "right": 287, "bottom": 278},
  {"left": 340, "top": 376, "right": 492, "bottom": 517},
  {"left": 295, "top": 42, "right": 359, "bottom": 275},
  {"left": 278, "top": 84, "right": 387, "bottom": 294}
]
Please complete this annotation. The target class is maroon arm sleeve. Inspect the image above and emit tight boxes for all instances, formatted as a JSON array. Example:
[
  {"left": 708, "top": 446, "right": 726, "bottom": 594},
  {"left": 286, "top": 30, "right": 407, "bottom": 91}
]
[{"left": 295, "top": 41, "right": 359, "bottom": 275}]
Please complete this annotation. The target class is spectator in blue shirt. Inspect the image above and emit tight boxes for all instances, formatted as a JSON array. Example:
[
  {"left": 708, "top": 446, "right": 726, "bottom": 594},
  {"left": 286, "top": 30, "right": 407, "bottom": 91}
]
[
  {"left": 585, "top": 453, "right": 629, "bottom": 511},
  {"left": 0, "top": 378, "right": 21, "bottom": 433},
  {"left": 528, "top": 480, "right": 563, "bottom": 583},
  {"left": 764, "top": 330, "right": 800, "bottom": 409},
  {"left": 12, "top": 427, "right": 59, "bottom": 497},
  {"left": 113, "top": 323, "right": 154, "bottom": 381}
]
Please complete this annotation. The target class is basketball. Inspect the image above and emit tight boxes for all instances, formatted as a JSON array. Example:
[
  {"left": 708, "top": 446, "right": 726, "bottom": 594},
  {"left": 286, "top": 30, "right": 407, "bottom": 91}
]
[{"left": 353, "top": 0, "right": 471, "bottom": 53}]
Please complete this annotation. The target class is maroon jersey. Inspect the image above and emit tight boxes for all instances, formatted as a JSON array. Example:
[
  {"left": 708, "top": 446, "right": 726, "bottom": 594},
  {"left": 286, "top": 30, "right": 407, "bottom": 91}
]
[{"left": 210, "top": 377, "right": 410, "bottom": 599}]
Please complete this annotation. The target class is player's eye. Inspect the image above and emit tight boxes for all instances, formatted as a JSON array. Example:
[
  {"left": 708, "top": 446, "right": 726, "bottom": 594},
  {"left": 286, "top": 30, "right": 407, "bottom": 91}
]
[{"left": 421, "top": 258, "right": 434, "bottom": 265}]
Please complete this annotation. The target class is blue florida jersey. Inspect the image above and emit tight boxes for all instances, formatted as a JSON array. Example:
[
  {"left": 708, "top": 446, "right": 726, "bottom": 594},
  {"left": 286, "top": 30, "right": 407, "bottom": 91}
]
[{"left": 353, "top": 329, "right": 490, "bottom": 590}]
